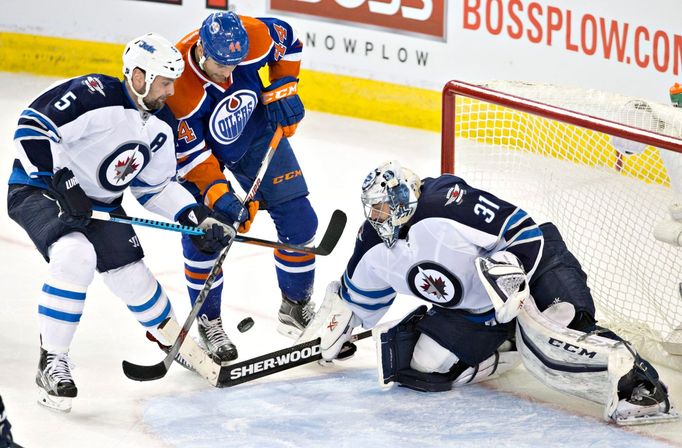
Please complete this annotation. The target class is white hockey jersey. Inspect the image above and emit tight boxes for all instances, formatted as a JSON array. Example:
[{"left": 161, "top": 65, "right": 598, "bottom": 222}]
[
  {"left": 341, "top": 175, "right": 544, "bottom": 328},
  {"left": 10, "top": 74, "right": 194, "bottom": 220}
]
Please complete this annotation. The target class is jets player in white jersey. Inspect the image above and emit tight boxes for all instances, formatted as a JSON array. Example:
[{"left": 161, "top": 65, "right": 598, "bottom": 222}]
[
  {"left": 315, "top": 161, "right": 676, "bottom": 424},
  {"left": 7, "top": 33, "right": 235, "bottom": 412}
]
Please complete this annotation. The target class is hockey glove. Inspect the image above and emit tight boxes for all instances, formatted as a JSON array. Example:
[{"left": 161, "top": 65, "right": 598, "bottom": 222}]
[
  {"left": 475, "top": 251, "right": 529, "bottom": 323},
  {"left": 178, "top": 204, "right": 236, "bottom": 254},
  {"left": 212, "top": 187, "right": 258, "bottom": 233},
  {"left": 320, "top": 281, "right": 361, "bottom": 362},
  {"left": 261, "top": 76, "right": 304, "bottom": 137},
  {"left": 47, "top": 167, "right": 92, "bottom": 229}
]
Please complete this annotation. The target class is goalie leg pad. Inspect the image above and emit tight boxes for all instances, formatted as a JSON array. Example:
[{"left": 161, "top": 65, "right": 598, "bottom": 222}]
[
  {"left": 415, "top": 306, "right": 515, "bottom": 367},
  {"left": 373, "top": 305, "right": 428, "bottom": 386},
  {"left": 452, "top": 351, "right": 521, "bottom": 387},
  {"left": 410, "top": 333, "right": 459, "bottom": 374},
  {"left": 517, "top": 296, "right": 678, "bottom": 424},
  {"left": 374, "top": 305, "right": 517, "bottom": 392}
]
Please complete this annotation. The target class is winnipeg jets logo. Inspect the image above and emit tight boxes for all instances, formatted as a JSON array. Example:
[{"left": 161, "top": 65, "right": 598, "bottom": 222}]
[
  {"left": 407, "top": 262, "right": 463, "bottom": 307},
  {"left": 98, "top": 142, "right": 151, "bottom": 192},
  {"left": 418, "top": 266, "right": 448, "bottom": 301},
  {"left": 113, "top": 155, "right": 140, "bottom": 182},
  {"left": 82, "top": 76, "right": 105, "bottom": 96},
  {"left": 445, "top": 184, "right": 465, "bottom": 206}
]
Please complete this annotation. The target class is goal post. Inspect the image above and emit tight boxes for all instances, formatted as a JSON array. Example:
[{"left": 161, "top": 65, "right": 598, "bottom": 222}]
[{"left": 441, "top": 80, "right": 682, "bottom": 370}]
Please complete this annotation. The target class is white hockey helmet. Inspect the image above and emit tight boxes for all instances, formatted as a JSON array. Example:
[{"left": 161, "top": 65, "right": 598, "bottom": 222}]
[
  {"left": 361, "top": 161, "right": 422, "bottom": 248},
  {"left": 122, "top": 32, "right": 184, "bottom": 110}
]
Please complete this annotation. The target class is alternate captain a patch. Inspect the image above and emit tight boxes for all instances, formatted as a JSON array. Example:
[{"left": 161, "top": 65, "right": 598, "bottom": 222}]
[{"left": 407, "top": 261, "right": 463, "bottom": 307}]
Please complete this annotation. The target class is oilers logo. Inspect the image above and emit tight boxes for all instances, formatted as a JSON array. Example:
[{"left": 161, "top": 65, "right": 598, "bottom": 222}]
[
  {"left": 98, "top": 142, "right": 151, "bottom": 191},
  {"left": 209, "top": 90, "right": 257, "bottom": 145},
  {"left": 407, "top": 261, "right": 463, "bottom": 307}
]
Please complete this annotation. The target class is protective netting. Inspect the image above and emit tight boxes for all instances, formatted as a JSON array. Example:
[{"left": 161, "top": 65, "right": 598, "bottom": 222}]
[{"left": 443, "top": 81, "right": 682, "bottom": 370}]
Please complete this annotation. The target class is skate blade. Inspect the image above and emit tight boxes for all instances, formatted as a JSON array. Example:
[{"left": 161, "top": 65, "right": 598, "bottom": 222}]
[
  {"left": 615, "top": 411, "right": 679, "bottom": 425},
  {"left": 37, "top": 388, "right": 73, "bottom": 413},
  {"left": 613, "top": 405, "right": 679, "bottom": 426},
  {"left": 277, "top": 322, "right": 302, "bottom": 340}
]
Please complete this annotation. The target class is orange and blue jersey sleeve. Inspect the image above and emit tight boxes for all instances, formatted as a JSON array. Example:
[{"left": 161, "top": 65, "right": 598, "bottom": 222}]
[
  {"left": 240, "top": 16, "right": 302, "bottom": 82},
  {"left": 165, "top": 31, "right": 222, "bottom": 186}
]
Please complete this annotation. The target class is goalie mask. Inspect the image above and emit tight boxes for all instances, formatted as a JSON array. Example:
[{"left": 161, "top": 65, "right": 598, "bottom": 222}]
[{"left": 361, "top": 161, "right": 421, "bottom": 248}]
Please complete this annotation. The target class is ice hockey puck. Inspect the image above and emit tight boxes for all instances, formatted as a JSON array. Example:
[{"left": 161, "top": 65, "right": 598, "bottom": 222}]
[{"left": 237, "top": 317, "right": 254, "bottom": 333}]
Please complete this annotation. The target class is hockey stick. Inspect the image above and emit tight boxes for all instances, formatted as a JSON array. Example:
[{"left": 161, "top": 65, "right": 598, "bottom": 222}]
[
  {"left": 91, "top": 209, "right": 347, "bottom": 256},
  {"left": 122, "top": 126, "right": 284, "bottom": 381},
  {"left": 214, "top": 330, "right": 372, "bottom": 388}
]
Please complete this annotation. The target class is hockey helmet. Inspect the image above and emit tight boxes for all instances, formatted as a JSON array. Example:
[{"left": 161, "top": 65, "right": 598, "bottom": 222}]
[
  {"left": 361, "top": 161, "right": 422, "bottom": 248},
  {"left": 122, "top": 32, "right": 184, "bottom": 110},
  {"left": 199, "top": 12, "right": 249, "bottom": 66}
]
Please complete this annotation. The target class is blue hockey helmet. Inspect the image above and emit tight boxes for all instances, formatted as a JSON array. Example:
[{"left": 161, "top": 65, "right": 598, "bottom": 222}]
[{"left": 199, "top": 12, "right": 249, "bottom": 66}]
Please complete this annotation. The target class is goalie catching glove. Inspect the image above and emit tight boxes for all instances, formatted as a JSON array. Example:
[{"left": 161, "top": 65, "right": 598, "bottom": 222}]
[
  {"left": 475, "top": 251, "right": 529, "bottom": 323},
  {"left": 261, "top": 76, "right": 304, "bottom": 137},
  {"left": 178, "top": 204, "right": 236, "bottom": 253}
]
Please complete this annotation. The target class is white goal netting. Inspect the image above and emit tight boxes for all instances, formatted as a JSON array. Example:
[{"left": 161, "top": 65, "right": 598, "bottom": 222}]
[{"left": 442, "top": 80, "right": 682, "bottom": 370}]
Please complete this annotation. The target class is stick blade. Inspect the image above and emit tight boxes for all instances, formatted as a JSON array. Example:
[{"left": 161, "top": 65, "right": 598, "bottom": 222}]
[
  {"left": 316, "top": 209, "right": 347, "bottom": 255},
  {"left": 122, "top": 359, "right": 169, "bottom": 382}
]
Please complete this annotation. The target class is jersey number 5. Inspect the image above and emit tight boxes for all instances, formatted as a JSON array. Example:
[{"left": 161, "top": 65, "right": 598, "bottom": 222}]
[{"left": 54, "top": 91, "right": 77, "bottom": 111}]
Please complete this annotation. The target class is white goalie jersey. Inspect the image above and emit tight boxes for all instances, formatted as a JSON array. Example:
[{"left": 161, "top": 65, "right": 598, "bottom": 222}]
[
  {"left": 341, "top": 175, "right": 544, "bottom": 328},
  {"left": 10, "top": 74, "right": 195, "bottom": 220}
]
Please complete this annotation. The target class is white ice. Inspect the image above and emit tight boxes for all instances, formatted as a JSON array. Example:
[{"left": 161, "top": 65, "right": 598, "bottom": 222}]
[{"left": 0, "top": 73, "right": 680, "bottom": 448}]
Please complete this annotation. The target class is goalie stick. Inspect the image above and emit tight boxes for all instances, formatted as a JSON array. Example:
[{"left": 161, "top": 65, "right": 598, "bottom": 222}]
[
  {"left": 214, "top": 330, "right": 373, "bottom": 388},
  {"left": 123, "top": 126, "right": 283, "bottom": 382},
  {"left": 91, "top": 209, "right": 347, "bottom": 256}
]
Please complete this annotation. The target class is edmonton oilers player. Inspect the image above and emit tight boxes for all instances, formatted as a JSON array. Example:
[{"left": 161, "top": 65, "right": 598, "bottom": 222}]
[
  {"left": 166, "top": 12, "right": 316, "bottom": 362},
  {"left": 315, "top": 161, "right": 676, "bottom": 424},
  {"left": 7, "top": 33, "right": 234, "bottom": 412}
]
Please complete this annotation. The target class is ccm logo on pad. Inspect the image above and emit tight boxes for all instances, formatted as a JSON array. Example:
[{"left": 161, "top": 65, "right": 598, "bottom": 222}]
[{"left": 270, "top": 0, "right": 447, "bottom": 40}]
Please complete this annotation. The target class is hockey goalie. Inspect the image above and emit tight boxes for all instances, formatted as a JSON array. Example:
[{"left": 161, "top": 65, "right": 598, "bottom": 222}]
[{"left": 311, "top": 161, "right": 678, "bottom": 425}]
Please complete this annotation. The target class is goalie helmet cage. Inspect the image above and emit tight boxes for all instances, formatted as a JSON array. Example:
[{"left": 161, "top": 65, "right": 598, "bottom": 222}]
[{"left": 441, "top": 80, "right": 682, "bottom": 371}]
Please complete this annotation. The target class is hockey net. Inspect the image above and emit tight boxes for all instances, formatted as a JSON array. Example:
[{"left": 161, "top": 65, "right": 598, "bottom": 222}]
[{"left": 441, "top": 80, "right": 682, "bottom": 370}]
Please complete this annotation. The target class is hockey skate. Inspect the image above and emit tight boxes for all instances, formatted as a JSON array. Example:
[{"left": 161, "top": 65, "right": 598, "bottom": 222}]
[
  {"left": 277, "top": 295, "right": 315, "bottom": 339},
  {"left": 36, "top": 348, "right": 77, "bottom": 412},
  {"left": 610, "top": 360, "right": 679, "bottom": 425},
  {"left": 198, "top": 315, "right": 238, "bottom": 364},
  {"left": 145, "top": 331, "right": 196, "bottom": 372}
]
